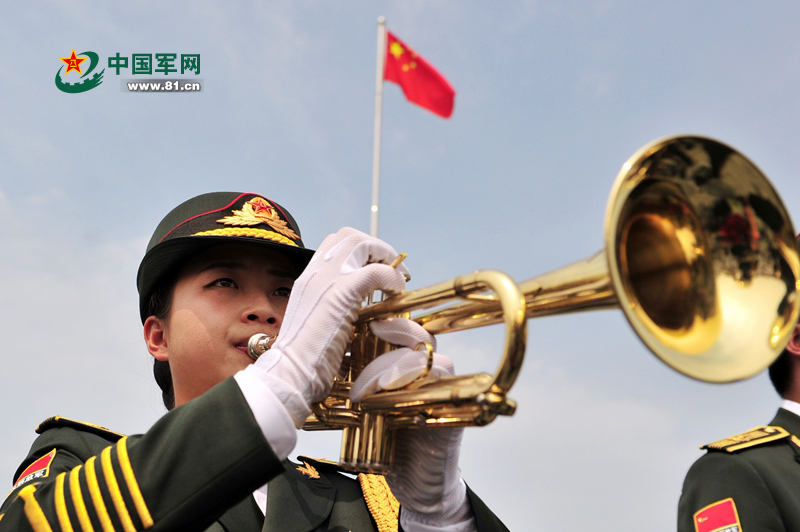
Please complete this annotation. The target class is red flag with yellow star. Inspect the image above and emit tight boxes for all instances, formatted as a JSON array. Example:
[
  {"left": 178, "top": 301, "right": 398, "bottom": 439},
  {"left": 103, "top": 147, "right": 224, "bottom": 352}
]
[{"left": 384, "top": 32, "right": 455, "bottom": 119}]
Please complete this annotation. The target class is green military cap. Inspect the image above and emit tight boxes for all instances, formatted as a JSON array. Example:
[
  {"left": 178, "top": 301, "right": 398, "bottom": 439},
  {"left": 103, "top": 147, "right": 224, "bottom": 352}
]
[{"left": 137, "top": 192, "right": 315, "bottom": 322}]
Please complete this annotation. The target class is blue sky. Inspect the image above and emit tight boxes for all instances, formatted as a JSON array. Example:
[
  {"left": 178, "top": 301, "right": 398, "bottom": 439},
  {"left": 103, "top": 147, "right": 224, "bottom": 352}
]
[{"left": 2, "top": 2, "right": 799, "bottom": 529}]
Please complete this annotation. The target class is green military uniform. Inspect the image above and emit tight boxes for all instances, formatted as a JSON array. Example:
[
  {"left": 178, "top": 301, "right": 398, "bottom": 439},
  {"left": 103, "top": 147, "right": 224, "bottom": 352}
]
[
  {"left": 0, "top": 378, "right": 507, "bottom": 531},
  {"left": 678, "top": 407, "right": 800, "bottom": 531}
]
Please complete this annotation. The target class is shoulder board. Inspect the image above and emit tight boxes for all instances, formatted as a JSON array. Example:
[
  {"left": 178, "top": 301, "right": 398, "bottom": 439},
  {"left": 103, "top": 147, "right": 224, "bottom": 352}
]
[
  {"left": 702, "top": 425, "right": 790, "bottom": 452},
  {"left": 296, "top": 455, "right": 345, "bottom": 473},
  {"left": 35, "top": 416, "right": 124, "bottom": 441}
]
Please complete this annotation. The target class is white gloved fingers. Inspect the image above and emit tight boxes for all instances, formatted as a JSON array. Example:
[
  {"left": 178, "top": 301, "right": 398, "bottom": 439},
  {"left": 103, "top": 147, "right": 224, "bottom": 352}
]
[
  {"left": 309, "top": 226, "right": 367, "bottom": 258},
  {"left": 320, "top": 230, "right": 365, "bottom": 263},
  {"left": 337, "top": 239, "right": 410, "bottom": 278},
  {"left": 376, "top": 350, "right": 454, "bottom": 390},
  {"left": 270, "top": 262, "right": 405, "bottom": 377},
  {"left": 349, "top": 349, "right": 407, "bottom": 401},
  {"left": 313, "top": 227, "right": 409, "bottom": 275},
  {"left": 275, "top": 262, "right": 406, "bottom": 349},
  {"left": 368, "top": 318, "right": 436, "bottom": 351},
  {"left": 304, "top": 226, "right": 407, "bottom": 272},
  {"left": 335, "top": 262, "right": 407, "bottom": 299},
  {"left": 350, "top": 348, "right": 455, "bottom": 401},
  {"left": 301, "top": 228, "right": 349, "bottom": 268}
]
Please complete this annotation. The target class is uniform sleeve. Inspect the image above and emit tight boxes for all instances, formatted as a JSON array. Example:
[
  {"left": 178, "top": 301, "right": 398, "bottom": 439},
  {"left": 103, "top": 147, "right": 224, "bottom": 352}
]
[
  {"left": 466, "top": 485, "right": 509, "bottom": 532},
  {"left": 0, "top": 377, "right": 285, "bottom": 532},
  {"left": 677, "top": 452, "right": 784, "bottom": 532},
  {"left": 396, "top": 485, "right": 508, "bottom": 532}
]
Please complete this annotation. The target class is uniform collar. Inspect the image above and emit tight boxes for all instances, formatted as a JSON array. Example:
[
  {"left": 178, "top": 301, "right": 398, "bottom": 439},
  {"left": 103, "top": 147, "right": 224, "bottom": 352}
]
[
  {"left": 262, "top": 460, "right": 336, "bottom": 532},
  {"left": 210, "top": 461, "right": 336, "bottom": 532},
  {"left": 780, "top": 399, "right": 800, "bottom": 419},
  {"left": 772, "top": 404, "right": 800, "bottom": 435}
]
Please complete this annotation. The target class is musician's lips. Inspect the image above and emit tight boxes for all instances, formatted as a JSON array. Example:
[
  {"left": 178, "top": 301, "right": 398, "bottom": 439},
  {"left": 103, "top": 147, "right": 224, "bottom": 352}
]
[
  {"left": 234, "top": 334, "right": 273, "bottom": 359},
  {"left": 234, "top": 338, "right": 255, "bottom": 358}
]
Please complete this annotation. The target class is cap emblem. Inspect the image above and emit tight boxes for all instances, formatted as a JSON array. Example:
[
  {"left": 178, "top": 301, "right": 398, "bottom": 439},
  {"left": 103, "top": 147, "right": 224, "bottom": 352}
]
[{"left": 216, "top": 197, "right": 300, "bottom": 240}]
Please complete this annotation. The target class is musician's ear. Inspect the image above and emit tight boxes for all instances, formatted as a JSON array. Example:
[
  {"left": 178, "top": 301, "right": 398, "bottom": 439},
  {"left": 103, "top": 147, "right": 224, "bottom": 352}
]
[{"left": 144, "top": 315, "right": 170, "bottom": 362}]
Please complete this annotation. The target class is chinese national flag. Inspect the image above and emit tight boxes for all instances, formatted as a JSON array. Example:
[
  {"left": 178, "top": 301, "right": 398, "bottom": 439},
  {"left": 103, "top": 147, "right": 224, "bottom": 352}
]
[{"left": 384, "top": 32, "right": 455, "bottom": 119}]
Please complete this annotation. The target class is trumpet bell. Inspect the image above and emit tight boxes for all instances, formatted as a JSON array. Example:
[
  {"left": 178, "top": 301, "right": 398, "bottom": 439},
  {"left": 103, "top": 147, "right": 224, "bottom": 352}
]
[{"left": 607, "top": 136, "right": 799, "bottom": 381}]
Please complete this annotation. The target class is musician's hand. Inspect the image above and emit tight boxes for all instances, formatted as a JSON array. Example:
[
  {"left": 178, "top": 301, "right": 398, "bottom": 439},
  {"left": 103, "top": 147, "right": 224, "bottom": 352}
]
[
  {"left": 242, "top": 227, "right": 408, "bottom": 428},
  {"left": 349, "top": 319, "right": 453, "bottom": 397},
  {"left": 351, "top": 318, "right": 476, "bottom": 531}
]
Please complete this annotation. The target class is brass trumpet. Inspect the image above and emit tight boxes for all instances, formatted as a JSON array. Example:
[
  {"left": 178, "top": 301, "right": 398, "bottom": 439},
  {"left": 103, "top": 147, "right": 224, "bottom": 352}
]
[{"left": 265, "top": 136, "right": 800, "bottom": 474}]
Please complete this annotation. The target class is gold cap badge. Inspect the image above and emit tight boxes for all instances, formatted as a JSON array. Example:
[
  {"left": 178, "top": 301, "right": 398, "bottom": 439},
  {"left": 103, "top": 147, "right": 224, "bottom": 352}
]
[{"left": 216, "top": 197, "right": 300, "bottom": 240}]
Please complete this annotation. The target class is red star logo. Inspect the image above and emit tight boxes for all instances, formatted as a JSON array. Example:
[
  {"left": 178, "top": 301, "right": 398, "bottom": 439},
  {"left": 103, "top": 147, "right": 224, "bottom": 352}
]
[
  {"left": 250, "top": 197, "right": 274, "bottom": 216},
  {"left": 60, "top": 49, "right": 87, "bottom": 75}
]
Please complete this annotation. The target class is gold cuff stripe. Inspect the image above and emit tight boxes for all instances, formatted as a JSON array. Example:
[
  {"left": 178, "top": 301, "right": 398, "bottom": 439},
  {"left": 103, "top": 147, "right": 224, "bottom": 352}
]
[
  {"left": 101, "top": 446, "right": 136, "bottom": 532},
  {"left": 68, "top": 465, "right": 95, "bottom": 532},
  {"left": 55, "top": 472, "right": 75, "bottom": 532},
  {"left": 192, "top": 228, "right": 299, "bottom": 246},
  {"left": 85, "top": 457, "right": 114, "bottom": 532},
  {"left": 116, "top": 437, "right": 154, "bottom": 528},
  {"left": 357, "top": 474, "right": 400, "bottom": 532},
  {"left": 19, "top": 485, "right": 54, "bottom": 532}
]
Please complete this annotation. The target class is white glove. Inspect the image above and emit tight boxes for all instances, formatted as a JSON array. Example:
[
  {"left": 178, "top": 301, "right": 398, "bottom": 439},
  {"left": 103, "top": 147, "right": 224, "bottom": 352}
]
[
  {"left": 349, "top": 319, "right": 452, "bottom": 397},
  {"left": 351, "top": 318, "right": 476, "bottom": 531},
  {"left": 252, "top": 227, "right": 408, "bottom": 427}
]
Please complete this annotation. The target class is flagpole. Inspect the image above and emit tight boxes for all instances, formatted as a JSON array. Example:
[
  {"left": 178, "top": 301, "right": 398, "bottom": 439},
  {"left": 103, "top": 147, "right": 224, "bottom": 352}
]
[{"left": 370, "top": 16, "right": 387, "bottom": 238}]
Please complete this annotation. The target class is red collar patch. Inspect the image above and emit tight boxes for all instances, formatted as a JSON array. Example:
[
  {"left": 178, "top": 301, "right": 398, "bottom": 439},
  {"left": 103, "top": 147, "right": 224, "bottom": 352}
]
[{"left": 13, "top": 449, "right": 57, "bottom": 489}]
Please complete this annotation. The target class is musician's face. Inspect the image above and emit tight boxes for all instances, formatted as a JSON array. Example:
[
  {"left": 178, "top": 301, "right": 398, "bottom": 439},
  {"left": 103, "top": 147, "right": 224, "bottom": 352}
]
[{"left": 143, "top": 243, "right": 298, "bottom": 406}]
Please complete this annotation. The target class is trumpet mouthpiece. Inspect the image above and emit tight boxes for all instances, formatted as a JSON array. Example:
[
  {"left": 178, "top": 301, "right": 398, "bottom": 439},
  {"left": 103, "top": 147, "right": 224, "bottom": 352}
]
[{"left": 247, "top": 333, "right": 275, "bottom": 360}]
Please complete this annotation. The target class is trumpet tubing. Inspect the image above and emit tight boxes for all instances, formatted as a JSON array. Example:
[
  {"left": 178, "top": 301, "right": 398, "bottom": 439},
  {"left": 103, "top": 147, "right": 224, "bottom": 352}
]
[{"left": 303, "top": 135, "right": 800, "bottom": 474}]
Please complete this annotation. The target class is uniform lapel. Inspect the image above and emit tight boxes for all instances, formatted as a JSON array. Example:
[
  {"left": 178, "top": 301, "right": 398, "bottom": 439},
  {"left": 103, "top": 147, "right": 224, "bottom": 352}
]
[
  {"left": 214, "top": 495, "right": 265, "bottom": 532},
  {"left": 262, "top": 460, "right": 336, "bottom": 532},
  {"left": 771, "top": 408, "right": 800, "bottom": 466}
]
